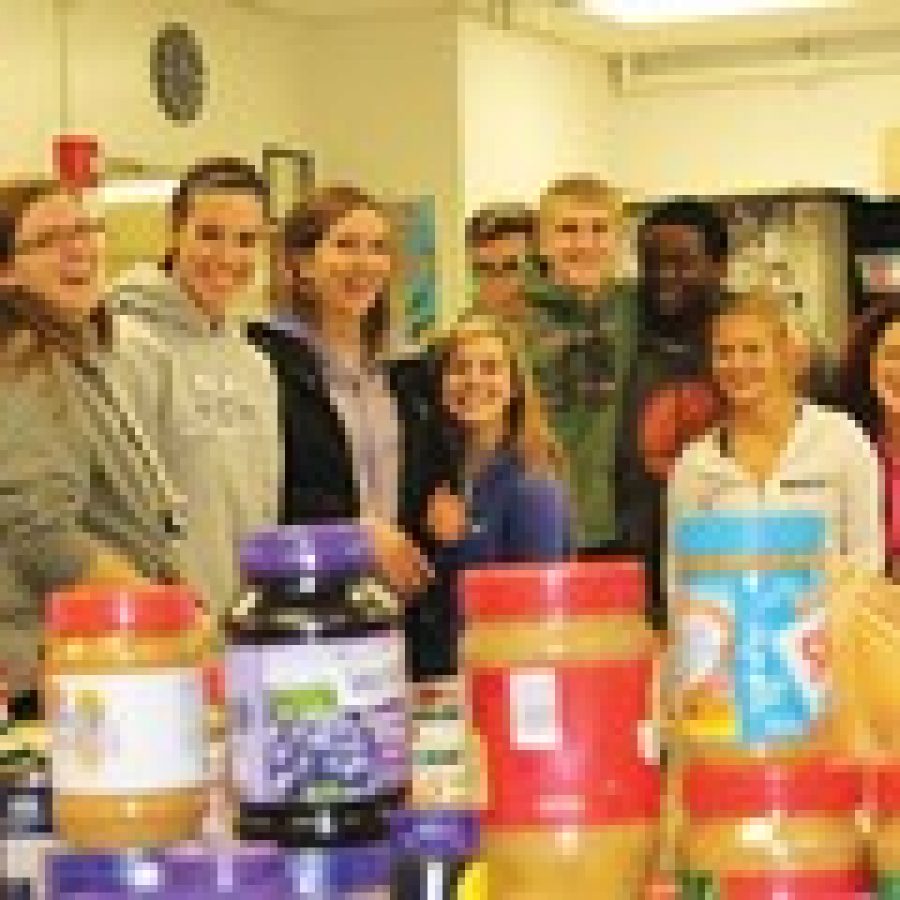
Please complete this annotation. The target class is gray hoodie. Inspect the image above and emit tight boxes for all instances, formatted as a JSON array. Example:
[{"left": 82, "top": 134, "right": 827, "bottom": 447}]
[
  {"left": 105, "top": 265, "right": 281, "bottom": 620},
  {"left": 0, "top": 360, "right": 94, "bottom": 690}
]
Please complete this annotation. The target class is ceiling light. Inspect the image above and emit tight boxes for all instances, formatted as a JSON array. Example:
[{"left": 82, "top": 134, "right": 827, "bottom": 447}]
[{"left": 590, "top": 0, "right": 844, "bottom": 23}]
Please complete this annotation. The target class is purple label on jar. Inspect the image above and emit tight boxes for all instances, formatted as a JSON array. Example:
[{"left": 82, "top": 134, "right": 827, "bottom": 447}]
[{"left": 228, "top": 633, "right": 408, "bottom": 805}]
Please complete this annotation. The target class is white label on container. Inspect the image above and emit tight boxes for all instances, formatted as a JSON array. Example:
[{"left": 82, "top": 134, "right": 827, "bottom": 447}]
[
  {"left": 51, "top": 668, "right": 205, "bottom": 794},
  {"left": 509, "top": 668, "right": 559, "bottom": 749},
  {"left": 637, "top": 719, "right": 660, "bottom": 765},
  {"left": 263, "top": 634, "right": 404, "bottom": 708},
  {"left": 426, "top": 861, "right": 443, "bottom": 900}
]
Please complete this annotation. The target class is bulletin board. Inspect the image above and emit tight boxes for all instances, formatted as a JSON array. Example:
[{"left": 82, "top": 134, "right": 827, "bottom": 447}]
[
  {"left": 388, "top": 195, "right": 438, "bottom": 347},
  {"left": 624, "top": 190, "right": 852, "bottom": 360}
]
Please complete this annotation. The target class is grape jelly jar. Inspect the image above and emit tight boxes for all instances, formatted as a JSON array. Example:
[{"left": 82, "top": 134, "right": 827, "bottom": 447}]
[{"left": 227, "top": 523, "right": 408, "bottom": 847}]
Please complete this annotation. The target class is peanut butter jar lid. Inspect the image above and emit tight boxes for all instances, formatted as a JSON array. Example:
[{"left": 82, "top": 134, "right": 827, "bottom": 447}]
[
  {"left": 463, "top": 559, "right": 646, "bottom": 622},
  {"left": 47, "top": 584, "right": 199, "bottom": 636}
]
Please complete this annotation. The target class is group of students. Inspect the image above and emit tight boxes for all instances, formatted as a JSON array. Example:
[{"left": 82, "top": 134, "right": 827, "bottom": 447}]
[
  {"left": 0, "top": 159, "right": 575, "bottom": 702},
  {"left": 1, "top": 161, "right": 898, "bottom": 705},
  {"left": 466, "top": 180, "right": 892, "bottom": 614}
]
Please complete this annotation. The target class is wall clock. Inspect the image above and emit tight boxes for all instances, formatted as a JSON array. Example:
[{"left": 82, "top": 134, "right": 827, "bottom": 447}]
[{"left": 151, "top": 23, "right": 206, "bottom": 125}]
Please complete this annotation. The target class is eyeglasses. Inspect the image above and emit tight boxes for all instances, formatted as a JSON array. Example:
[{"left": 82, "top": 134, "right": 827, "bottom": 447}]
[
  {"left": 15, "top": 218, "right": 105, "bottom": 255},
  {"left": 472, "top": 257, "right": 524, "bottom": 278}
]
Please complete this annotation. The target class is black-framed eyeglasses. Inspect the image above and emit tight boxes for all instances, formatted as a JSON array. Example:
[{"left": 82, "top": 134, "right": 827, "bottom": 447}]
[{"left": 472, "top": 257, "right": 523, "bottom": 278}]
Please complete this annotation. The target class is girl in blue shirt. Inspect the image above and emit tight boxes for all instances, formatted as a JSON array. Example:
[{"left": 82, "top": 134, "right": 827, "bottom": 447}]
[{"left": 407, "top": 315, "right": 573, "bottom": 680}]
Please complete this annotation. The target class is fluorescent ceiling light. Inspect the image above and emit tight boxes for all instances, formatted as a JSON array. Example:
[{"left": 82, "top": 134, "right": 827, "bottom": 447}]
[
  {"left": 592, "top": 0, "right": 843, "bottom": 23},
  {"left": 95, "top": 179, "right": 178, "bottom": 205}
]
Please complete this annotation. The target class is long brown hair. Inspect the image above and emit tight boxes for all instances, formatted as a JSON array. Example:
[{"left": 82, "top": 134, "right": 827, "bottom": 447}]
[
  {"left": 840, "top": 302, "right": 900, "bottom": 440},
  {"left": 435, "top": 314, "right": 566, "bottom": 480},
  {"left": 278, "top": 185, "right": 393, "bottom": 355},
  {"left": 0, "top": 179, "right": 100, "bottom": 369}
]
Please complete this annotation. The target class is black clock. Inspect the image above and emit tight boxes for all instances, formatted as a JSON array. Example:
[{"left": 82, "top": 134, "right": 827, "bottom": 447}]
[{"left": 151, "top": 23, "right": 207, "bottom": 125}]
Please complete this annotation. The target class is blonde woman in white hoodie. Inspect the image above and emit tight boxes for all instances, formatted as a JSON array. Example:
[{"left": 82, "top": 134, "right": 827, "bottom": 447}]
[
  {"left": 664, "top": 289, "right": 883, "bottom": 759},
  {"left": 667, "top": 289, "right": 883, "bottom": 571}
]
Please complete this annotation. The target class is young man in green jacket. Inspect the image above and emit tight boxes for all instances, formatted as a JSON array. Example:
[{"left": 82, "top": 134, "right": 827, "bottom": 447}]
[{"left": 527, "top": 176, "right": 639, "bottom": 549}]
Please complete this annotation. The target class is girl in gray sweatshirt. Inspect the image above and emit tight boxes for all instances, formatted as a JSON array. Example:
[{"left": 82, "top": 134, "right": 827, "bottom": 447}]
[{"left": 104, "top": 159, "right": 280, "bottom": 622}]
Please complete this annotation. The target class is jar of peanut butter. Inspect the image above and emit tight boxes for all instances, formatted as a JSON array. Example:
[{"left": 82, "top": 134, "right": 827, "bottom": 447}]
[
  {"left": 670, "top": 512, "right": 835, "bottom": 763},
  {"left": 45, "top": 585, "right": 207, "bottom": 848},
  {"left": 681, "top": 760, "right": 865, "bottom": 898},
  {"left": 875, "top": 765, "right": 900, "bottom": 898},
  {"left": 464, "top": 560, "right": 661, "bottom": 900}
]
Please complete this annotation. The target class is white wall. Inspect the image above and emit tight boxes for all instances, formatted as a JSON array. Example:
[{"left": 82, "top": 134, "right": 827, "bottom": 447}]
[
  {"left": 461, "top": 17, "right": 614, "bottom": 213},
  {"left": 612, "top": 61, "right": 900, "bottom": 199}
]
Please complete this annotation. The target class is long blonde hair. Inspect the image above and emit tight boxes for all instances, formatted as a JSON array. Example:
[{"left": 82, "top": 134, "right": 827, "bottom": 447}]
[{"left": 435, "top": 314, "right": 566, "bottom": 480}]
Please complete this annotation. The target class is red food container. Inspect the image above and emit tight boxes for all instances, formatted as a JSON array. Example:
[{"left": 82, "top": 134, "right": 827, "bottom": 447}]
[
  {"left": 464, "top": 560, "right": 660, "bottom": 900},
  {"left": 682, "top": 761, "right": 867, "bottom": 899}
]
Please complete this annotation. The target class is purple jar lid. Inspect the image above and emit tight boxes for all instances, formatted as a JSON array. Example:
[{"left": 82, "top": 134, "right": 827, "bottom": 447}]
[
  {"left": 390, "top": 808, "right": 481, "bottom": 858},
  {"left": 48, "top": 849, "right": 291, "bottom": 897},
  {"left": 240, "top": 522, "right": 372, "bottom": 580},
  {"left": 327, "top": 843, "right": 392, "bottom": 893}
]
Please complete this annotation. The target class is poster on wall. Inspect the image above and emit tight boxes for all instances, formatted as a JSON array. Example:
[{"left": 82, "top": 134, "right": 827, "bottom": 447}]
[
  {"left": 390, "top": 195, "right": 438, "bottom": 346},
  {"left": 263, "top": 145, "right": 315, "bottom": 223},
  {"left": 624, "top": 190, "right": 852, "bottom": 360}
]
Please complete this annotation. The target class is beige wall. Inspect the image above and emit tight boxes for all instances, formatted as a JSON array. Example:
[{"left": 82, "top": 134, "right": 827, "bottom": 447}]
[
  {"left": 0, "top": 2, "right": 61, "bottom": 174},
  {"left": 612, "top": 61, "right": 900, "bottom": 198},
  {"left": 461, "top": 18, "right": 613, "bottom": 214},
  {"left": 0, "top": 0, "right": 311, "bottom": 175},
  {"left": 301, "top": 13, "right": 463, "bottom": 323}
]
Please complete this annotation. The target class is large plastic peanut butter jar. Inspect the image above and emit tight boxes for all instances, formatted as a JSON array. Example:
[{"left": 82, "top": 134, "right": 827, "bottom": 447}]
[
  {"left": 875, "top": 765, "right": 900, "bottom": 898},
  {"left": 681, "top": 760, "right": 865, "bottom": 899},
  {"left": 670, "top": 511, "right": 835, "bottom": 763},
  {"left": 464, "top": 560, "right": 661, "bottom": 900},
  {"left": 45, "top": 585, "right": 207, "bottom": 847}
]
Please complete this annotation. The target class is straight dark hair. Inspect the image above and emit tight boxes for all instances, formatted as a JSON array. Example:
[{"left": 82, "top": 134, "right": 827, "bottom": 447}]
[
  {"left": 841, "top": 303, "right": 900, "bottom": 439},
  {"left": 162, "top": 157, "right": 271, "bottom": 273},
  {"left": 279, "top": 184, "right": 392, "bottom": 355}
]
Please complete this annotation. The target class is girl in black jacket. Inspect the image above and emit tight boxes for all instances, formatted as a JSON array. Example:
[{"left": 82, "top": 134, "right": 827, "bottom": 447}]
[{"left": 248, "top": 185, "right": 455, "bottom": 603}]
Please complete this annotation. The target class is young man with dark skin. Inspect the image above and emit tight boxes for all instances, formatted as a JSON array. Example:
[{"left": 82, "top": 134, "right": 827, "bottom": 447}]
[{"left": 616, "top": 199, "right": 731, "bottom": 629}]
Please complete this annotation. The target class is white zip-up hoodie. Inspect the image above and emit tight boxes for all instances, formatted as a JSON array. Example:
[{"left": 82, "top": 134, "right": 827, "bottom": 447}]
[
  {"left": 667, "top": 400, "right": 884, "bottom": 579},
  {"left": 105, "top": 264, "right": 281, "bottom": 620}
]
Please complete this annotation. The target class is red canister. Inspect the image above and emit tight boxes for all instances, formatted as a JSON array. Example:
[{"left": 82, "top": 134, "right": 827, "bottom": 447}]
[
  {"left": 682, "top": 760, "right": 866, "bottom": 899},
  {"left": 464, "top": 560, "right": 660, "bottom": 900}
]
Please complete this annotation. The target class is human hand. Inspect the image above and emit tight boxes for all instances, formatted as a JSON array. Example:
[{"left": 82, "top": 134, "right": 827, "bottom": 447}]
[
  {"left": 364, "top": 517, "right": 432, "bottom": 597},
  {"left": 426, "top": 483, "right": 468, "bottom": 544}
]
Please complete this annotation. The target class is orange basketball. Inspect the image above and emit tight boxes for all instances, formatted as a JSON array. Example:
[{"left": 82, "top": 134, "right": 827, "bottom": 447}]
[{"left": 640, "top": 381, "right": 720, "bottom": 479}]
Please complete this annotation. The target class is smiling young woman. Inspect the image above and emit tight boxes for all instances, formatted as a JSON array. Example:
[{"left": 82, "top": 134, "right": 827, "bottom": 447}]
[
  {"left": 246, "top": 185, "right": 458, "bottom": 672},
  {"left": 105, "top": 158, "right": 281, "bottom": 622}
]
